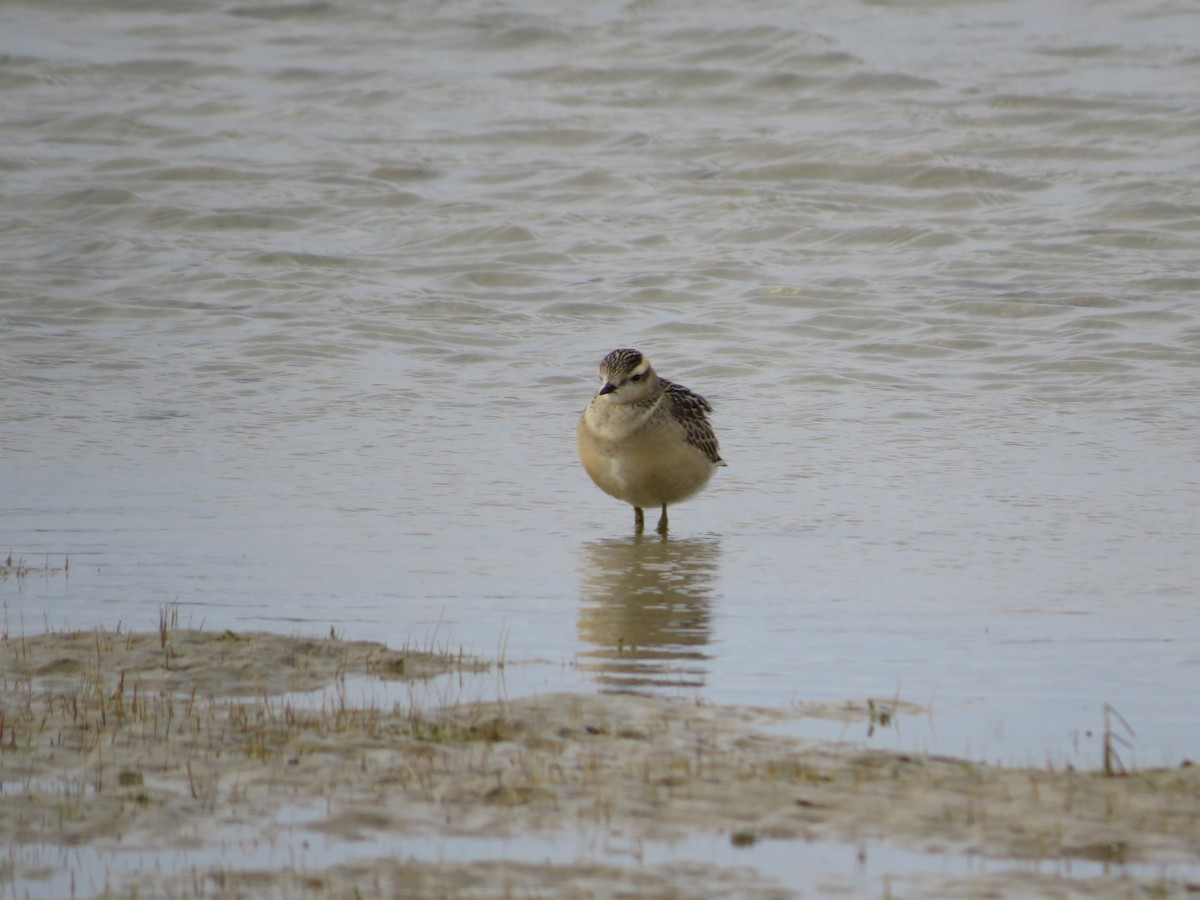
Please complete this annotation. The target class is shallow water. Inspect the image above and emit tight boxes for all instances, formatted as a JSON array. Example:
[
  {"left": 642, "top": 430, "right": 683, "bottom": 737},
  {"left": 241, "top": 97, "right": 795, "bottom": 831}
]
[
  {"left": 14, "top": 811, "right": 1200, "bottom": 899},
  {"left": 2, "top": 0, "right": 1199, "bottom": 855}
]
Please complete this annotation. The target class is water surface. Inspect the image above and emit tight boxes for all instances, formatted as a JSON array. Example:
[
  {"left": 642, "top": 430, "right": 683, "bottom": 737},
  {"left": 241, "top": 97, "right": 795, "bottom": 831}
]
[{"left": 3, "top": 0, "right": 1199, "bottom": 809}]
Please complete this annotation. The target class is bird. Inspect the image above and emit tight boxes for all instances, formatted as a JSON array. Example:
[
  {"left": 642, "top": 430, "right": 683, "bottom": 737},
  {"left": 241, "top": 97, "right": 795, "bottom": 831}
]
[{"left": 577, "top": 348, "right": 724, "bottom": 534}]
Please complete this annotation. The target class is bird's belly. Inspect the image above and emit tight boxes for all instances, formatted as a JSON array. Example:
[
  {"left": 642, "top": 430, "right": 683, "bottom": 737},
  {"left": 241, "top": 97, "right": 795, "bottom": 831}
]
[{"left": 582, "top": 439, "right": 714, "bottom": 509}]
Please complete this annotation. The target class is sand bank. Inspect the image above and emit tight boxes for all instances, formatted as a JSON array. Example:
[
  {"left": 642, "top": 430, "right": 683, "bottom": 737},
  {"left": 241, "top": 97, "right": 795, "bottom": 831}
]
[{"left": 1, "top": 628, "right": 1196, "bottom": 898}]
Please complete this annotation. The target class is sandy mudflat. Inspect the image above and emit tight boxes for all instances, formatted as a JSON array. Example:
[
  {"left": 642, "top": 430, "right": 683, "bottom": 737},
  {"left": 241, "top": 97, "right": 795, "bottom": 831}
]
[{"left": 1, "top": 628, "right": 1197, "bottom": 898}]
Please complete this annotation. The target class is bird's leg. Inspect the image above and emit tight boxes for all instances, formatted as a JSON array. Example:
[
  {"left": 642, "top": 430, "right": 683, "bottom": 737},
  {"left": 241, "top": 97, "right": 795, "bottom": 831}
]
[
  {"left": 634, "top": 506, "right": 645, "bottom": 533},
  {"left": 656, "top": 504, "right": 669, "bottom": 535}
]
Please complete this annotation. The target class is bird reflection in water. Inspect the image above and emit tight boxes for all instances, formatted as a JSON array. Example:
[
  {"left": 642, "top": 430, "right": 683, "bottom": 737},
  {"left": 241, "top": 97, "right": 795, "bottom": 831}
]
[{"left": 576, "top": 535, "right": 720, "bottom": 693}]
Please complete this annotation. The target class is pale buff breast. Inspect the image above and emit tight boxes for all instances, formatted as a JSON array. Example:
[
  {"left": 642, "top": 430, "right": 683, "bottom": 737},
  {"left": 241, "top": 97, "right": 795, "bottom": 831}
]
[{"left": 577, "top": 407, "right": 716, "bottom": 510}]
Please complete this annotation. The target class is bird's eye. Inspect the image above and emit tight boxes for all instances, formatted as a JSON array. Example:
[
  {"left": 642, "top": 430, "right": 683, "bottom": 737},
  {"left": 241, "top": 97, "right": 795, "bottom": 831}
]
[{"left": 630, "top": 373, "right": 643, "bottom": 382}]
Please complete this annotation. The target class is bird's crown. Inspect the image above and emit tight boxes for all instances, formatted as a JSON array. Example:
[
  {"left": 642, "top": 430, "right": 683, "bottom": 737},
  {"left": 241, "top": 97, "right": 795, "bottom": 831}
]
[{"left": 600, "top": 348, "right": 648, "bottom": 378}]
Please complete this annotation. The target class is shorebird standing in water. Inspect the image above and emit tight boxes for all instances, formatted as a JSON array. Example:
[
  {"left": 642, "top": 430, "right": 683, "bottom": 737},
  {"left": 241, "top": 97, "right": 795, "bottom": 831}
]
[{"left": 577, "top": 348, "right": 724, "bottom": 534}]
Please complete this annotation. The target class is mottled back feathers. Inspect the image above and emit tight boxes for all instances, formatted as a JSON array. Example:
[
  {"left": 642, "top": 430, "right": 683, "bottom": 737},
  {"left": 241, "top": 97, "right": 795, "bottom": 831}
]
[{"left": 661, "top": 378, "right": 724, "bottom": 465}]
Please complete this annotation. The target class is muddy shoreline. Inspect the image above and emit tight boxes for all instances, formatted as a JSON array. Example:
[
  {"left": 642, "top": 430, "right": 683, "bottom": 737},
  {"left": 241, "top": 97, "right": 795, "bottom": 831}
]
[{"left": 1, "top": 628, "right": 1197, "bottom": 898}]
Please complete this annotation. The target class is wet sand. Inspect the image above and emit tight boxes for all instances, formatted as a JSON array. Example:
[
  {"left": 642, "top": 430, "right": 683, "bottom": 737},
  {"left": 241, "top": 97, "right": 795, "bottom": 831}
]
[{"left": 1, "top": 628, "right": 1197, "bottom": 898}]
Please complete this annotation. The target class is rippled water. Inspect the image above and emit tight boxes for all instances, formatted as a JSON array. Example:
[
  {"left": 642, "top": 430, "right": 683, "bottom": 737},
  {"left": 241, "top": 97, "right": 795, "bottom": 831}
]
[{"left": 4, "top": 0, "right": 1199, "bottom": 811}]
